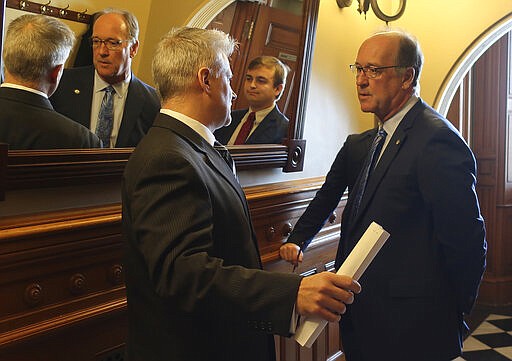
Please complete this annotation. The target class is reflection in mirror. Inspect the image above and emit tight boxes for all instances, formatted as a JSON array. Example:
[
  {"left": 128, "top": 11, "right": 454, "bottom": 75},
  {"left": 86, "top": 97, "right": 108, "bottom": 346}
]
[
  {"left": 207, "top": 0, "right": 301, "bottom": 146},
  {"left": 1, "top": 0, "right": 319, "bottom": 176},
  {"left": 0, "top": 12, "right": 103, "bottom": 150}
]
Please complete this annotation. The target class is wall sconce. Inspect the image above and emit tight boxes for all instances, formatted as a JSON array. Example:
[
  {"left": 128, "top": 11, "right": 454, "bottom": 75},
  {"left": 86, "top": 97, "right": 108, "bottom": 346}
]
[{"left": 337, "top": 0, "right": 407, "bottom": 23}]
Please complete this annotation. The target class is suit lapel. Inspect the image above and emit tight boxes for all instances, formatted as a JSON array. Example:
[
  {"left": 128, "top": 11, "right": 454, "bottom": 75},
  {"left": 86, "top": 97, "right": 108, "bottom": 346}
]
[
  {"left": 77, "top": 67, "right": 95, "bottom": 127},
  {"left": 117, "top": 75, "right": 142, "bottom": 146},
  {"left": 355, "top": 100, "right": 423, "bottom": 224},
  {"left": 154, "top": 114, "right": 249, "bottom": 216},
  {"left": 247, "top": 107, "right": 277, "bottom": 142}
]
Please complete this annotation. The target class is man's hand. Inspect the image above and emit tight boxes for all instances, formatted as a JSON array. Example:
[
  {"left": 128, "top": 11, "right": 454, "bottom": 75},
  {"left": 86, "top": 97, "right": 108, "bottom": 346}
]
[
  {"left": 280, "top": 243, "right": 303, "bottom": 266},
  {"left": 296, "top": 272, "right": 361, "bottom": 322}
]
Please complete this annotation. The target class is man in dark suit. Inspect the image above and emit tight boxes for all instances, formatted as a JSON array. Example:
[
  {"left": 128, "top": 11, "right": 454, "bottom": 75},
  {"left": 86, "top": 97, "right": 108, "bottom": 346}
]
[
  {"left": 280, "top": 30, "right": 487, "bottom": 361},
  {"left": 214, "top": 56, "right": 289, "bottom": 145},
  {"left": 50, "top": 8, "right": 160, "bottom": 148},
  {"left": 122, "top": 27, "right": 361, "bottom": 361},
  {"left": 0, "top": 14, "right": 101, "bottom": 150}
]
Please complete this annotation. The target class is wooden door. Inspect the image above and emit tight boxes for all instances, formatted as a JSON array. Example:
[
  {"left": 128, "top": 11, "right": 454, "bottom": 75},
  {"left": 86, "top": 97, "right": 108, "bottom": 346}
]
[{"left": 212, "top": 2, "right": 302, "bottom": 123}]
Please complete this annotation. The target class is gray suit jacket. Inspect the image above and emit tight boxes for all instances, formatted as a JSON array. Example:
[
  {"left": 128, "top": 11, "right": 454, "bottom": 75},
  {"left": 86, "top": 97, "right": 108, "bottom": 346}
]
[
  {"left": 0, "top": 87, "right": 101, "bottom": 150},
  {"left": 50, "top": 66, "right": 160, "bottom": 147},
  {"left": 122, "top": 113, "right": 301, "bottom": 361},
  {"left": 287, "top": 99, "right": 487, "bottom": 361}
]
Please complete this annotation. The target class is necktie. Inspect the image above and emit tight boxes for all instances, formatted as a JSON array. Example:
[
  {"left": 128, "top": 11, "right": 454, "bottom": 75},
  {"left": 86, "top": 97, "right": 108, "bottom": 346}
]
[
  {"left": 349, "top": 127, "right": 387, "bottom": 220},
  {"left": 96, "top": 85, "right": 115, "bottom": 148},
  {"left": 234, "top": 111, "right": 256, "bottom": 145},
  {"left": 214, "top": 141, "right": 236, "bottom": 175}
]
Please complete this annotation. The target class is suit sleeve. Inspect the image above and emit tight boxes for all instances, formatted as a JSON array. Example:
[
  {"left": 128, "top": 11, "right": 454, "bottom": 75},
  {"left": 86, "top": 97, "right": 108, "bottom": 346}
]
[
  {"left": 418, "top": 127, "right": 487, "bottom": 314},
  {"left": 287, "top": 139, "right": 352, "bottom": 249},
  {"left": 124, "top": 150, "right": 301, "bottom": 336}
]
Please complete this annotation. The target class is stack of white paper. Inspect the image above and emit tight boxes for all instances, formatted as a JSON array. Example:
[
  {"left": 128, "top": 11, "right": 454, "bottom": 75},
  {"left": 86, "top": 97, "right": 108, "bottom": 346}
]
[{"left": 294, "top": 221, "right": 390, "bottom": 348}]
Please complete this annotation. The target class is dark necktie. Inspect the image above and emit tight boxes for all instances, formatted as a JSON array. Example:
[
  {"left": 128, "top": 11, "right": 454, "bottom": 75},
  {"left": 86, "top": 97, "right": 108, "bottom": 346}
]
[
  {"left": 234, "top": 111, "right": 256, "bottom": 145},
  {"left": 349, "top": 127, "right": 387, "bottom": 220},
  {"left": 214, "top": 141, "right": 236, "bottom": 175},
  {"left": 96, "top": 85, "right": 115, "bottom": 148}
]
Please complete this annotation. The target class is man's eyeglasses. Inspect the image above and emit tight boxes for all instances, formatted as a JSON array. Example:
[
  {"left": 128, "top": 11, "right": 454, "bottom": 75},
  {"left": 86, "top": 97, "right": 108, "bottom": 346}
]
[
  {"left": 349, "top": 64, "right": 403, "bottom": 79},
  {"left": 90, "top": 37, "right": 130, "bottom": 51}
]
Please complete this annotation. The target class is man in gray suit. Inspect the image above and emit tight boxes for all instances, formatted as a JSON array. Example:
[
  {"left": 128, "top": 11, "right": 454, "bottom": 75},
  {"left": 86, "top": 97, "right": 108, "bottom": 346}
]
[
  {"left": 280, "top": 30, "right": 487, "bottom": 361},
  {"left": 122, "top": 27, "right": 361, "bottom": 361},
  {"left": 50, "top": 8, "right": 159, "bottom": 148},
  {"left": 0, "top": 14, "right": 100, "bottom": 150}
]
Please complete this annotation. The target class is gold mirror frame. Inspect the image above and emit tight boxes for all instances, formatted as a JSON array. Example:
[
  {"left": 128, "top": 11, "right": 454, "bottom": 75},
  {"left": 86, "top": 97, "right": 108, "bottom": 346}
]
[{"left": 0, "top": 0, "right": 320, "bottom": 191}]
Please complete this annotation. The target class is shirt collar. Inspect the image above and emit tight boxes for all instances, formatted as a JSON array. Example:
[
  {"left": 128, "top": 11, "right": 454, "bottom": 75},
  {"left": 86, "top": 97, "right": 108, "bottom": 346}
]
[
  {"left": 381, "top": 94, "right": 419, "bottom": 136},
  {"left": 160, "top": 109, "right": 216, "bottom": 146},
  {"left": 1, "top": 82, "right": 48, "bottom": 98},
  {"left": 93, "top": 70, "right": 131, "bottom": 98},
  {"left": 249, "top": 104, "right": 275, "bottom": 126}
]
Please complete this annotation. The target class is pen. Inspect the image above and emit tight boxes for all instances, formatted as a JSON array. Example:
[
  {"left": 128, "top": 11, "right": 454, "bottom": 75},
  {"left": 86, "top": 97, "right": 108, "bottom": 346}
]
[{"left": 292, "top": 248, "right": 302, "bottom": 273}]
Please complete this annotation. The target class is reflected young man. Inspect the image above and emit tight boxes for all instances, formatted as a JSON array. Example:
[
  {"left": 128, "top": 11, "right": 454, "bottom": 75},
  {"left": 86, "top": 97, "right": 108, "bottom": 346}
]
[
  {"left": 280, "top": 30, "right": 487, "bottom": 361},
  {"left": 214, "top": 55, "right": 289, "bottom": 145},
  {"left": 0, "top": 15, "right": 101, "bottom": 149},
  {"left": 122, "top": 27, "right": 361, "bottom": 361},
  {"left": 50, "top": 8, "right": 160, "bottom": 148}
]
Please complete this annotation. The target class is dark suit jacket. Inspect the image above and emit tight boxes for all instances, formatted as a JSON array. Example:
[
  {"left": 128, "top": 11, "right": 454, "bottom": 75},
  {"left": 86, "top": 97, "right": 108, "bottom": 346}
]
[
  {"left": 287, "top": 99, "right": 486, "bottom": 361},
  {"left": 214, "top": 106, "right": 288, "bottom": 144},
  {"left": 50, "top": 66, "right": 160, "bottom": 147},
  {"left": 122, "top": 113, "right": 301, "bottom": 361},
  {"left": 0, "top": 87, "right": 101, "bottom": 150}
]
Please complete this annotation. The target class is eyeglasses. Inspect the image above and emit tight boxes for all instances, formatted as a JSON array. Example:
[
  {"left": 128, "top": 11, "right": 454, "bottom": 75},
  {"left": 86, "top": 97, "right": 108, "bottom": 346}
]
[
  {"left": 89, "top": 37, "right": 130, "bottom": 51},
  {"left": 349, "top": 64, "right": 403, "bottom": 79}
]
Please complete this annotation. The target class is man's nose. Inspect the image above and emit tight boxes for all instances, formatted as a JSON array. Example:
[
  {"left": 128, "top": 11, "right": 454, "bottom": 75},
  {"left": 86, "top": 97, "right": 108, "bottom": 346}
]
[{"left": 356, "top": 72, "right": 368, "bottom": 86}]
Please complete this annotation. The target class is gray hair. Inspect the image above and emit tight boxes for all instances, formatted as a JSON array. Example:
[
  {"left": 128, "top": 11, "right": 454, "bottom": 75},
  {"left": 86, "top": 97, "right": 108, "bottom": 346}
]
[
  {"left": 3, "top": 14, "right": 75, "bottom": 83},
  {"left": 152, "top": 27, "right": 236, "bottom": 101},
  {"left": 395, "top": 31, "right": 423, "bottom": 89},
  {"left": 374, "top": 29, "right": 424, "bottom": 89},
  {"left": 97, "top": 8, "right": 139, "bottom": 42}
]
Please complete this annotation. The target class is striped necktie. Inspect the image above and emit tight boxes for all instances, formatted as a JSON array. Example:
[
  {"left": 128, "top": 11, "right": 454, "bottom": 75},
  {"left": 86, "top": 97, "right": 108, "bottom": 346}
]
[
  {"left": 214, "top": 141, "right": 236, "bottom": 175},
  {"left": 95, "top": 85, "right": 115, "bottom": 148},
  {"left": 349, "top": 126, "right": 387, "bottom": 220}
]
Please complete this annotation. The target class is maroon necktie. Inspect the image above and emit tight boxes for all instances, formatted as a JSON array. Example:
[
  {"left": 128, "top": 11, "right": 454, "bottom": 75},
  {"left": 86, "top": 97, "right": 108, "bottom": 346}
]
[{"left": 234, "top": 111, "right": 256, "bottom": 145}]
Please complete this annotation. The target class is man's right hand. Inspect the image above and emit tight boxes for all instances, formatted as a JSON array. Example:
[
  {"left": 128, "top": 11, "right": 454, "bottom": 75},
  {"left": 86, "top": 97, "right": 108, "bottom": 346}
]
[{"left": 296, "top": 272, "right": 361, "bottom": 322}]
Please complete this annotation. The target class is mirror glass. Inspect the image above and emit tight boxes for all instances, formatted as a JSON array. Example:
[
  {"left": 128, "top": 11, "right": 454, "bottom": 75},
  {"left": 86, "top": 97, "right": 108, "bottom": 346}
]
[{"left": 0, "top": 0, "right": 319, "bottom": 175}]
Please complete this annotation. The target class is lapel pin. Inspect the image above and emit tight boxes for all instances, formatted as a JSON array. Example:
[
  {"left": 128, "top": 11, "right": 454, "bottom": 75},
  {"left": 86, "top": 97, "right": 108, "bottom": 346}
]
[
  {"left": 396, "top": 139, "right": 400, "bottom": 145},
  {"left": 74, "top": 89, "right": 80, "bottom": 94}
]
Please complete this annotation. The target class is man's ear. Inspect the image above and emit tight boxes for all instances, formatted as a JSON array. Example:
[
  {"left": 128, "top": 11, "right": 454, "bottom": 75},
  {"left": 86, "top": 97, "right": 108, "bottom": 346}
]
[
  {"left": 198, "top": 67, "right": 211, "bottom": 93},
  {"left": 274, "top": 83, "right": 284, "bottom": 99},
  {"left": 49, "top": 64, "right": 64, "bottom": 85},
  {"left": 130, "top": 40, "right": 139, "bottom": 58},
  {"left": 402, "top": 67, "right": 415, "bottom": 89}
]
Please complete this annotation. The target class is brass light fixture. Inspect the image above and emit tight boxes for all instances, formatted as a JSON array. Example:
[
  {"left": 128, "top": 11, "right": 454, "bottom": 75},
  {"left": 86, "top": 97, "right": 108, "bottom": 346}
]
[{"left": 337, "top": 0, "right": 407, "bottom": 23}]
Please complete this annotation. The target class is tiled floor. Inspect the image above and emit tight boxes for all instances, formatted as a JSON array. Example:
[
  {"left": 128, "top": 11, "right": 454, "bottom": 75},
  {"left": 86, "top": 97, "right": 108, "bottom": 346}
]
[{"left": 455, "top": 306, "right": 512, "bottom": 361}]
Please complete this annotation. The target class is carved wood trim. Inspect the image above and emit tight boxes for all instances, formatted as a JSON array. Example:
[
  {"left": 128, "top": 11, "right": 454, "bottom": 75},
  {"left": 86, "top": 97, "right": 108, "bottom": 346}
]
[
  {"left": 5, "top": 146, "right": 288, "bottom": 191},
  {"left": 0, "top": 177, "right": 346, "bottom": 360}
]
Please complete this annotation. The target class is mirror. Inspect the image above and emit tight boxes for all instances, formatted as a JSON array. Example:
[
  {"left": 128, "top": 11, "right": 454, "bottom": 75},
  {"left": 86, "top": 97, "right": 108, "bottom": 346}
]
[{"left": 0, "top": 0, "right": 319, "bottom": 191}]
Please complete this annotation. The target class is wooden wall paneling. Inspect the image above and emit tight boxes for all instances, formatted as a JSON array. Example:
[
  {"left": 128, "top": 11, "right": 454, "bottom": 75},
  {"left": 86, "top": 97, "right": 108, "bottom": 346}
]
[
  {"left": 0, "top": 143, "right": 6, "bottom": 201},
  {"left": 0, "top": 177, "right": 347, "bottom": 360},
  {"left": 0, "top": 205, "right": 127, "bottom": 360},
  {"left": 469, "top": 31, "right": 511, "bottom": 306},
  {"left": 251, "top": 179, "right": 347, "bottom": 361}
]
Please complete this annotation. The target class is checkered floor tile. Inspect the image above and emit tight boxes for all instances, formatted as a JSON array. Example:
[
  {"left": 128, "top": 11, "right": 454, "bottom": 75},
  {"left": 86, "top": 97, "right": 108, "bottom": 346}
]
[{"left": 454, "top": 314, "right": 512, "bottom": 361}]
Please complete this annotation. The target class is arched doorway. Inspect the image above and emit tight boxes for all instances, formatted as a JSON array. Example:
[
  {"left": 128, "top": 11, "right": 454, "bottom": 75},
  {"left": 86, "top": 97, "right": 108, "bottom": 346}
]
[{"left": 436, "top": 14, "right": 512, "bottom": 307}]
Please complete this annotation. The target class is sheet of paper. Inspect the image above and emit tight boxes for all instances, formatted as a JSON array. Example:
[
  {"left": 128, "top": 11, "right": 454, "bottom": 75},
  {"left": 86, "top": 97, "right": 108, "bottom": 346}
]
[{"left": 294, "top": 221, "right": 390, "bottom": 348}]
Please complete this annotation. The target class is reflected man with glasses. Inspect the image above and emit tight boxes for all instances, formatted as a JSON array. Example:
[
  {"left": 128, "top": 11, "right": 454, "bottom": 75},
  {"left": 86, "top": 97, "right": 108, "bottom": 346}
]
[
  {"left": 280, "top": 30, "right": 486, "bottom": 361},
  {"left": 51, "top": 8, "right": 160, "bottom": 148}
]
